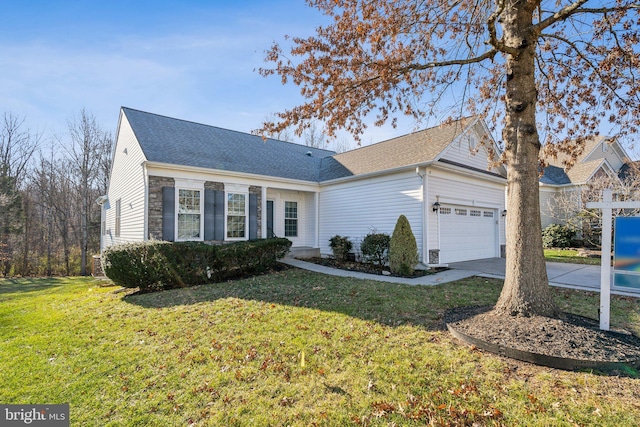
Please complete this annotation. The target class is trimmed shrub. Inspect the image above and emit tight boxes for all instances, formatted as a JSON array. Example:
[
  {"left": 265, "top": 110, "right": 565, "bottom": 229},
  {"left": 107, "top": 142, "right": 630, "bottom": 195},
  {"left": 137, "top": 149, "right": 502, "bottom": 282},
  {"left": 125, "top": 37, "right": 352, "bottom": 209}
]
[
  {"left": 360, "top": 232, "right": 390, "bottom": 266},
  {"left": 542, "top": 224, "right": 575, "bottom": 248},
  {"left": 102, "top": 238, "right": 291, "bottom": 291},
  {"left": 389, "top": 215, "right": 419, "bottom": 276},
  {"left": 329, "top": 235, "right": 353, "bottom": 261}
]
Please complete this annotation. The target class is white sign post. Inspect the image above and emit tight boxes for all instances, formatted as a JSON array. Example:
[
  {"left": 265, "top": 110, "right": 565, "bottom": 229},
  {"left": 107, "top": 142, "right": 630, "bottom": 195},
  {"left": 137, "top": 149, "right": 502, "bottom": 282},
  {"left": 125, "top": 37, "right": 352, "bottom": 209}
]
[{"left": 586, "top": 189, "right": 640, "bottom": 330}]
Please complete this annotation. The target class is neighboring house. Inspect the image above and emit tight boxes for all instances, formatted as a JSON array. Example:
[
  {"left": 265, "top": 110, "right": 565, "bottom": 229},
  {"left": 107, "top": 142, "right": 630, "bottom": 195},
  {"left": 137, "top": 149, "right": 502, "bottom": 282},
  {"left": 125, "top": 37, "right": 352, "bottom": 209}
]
[
  {"left": 539, "top": 136, "right": 633, "bottom": 229},
  {"left": 99, "top": 107, "right": 507, "bottom": 265}
]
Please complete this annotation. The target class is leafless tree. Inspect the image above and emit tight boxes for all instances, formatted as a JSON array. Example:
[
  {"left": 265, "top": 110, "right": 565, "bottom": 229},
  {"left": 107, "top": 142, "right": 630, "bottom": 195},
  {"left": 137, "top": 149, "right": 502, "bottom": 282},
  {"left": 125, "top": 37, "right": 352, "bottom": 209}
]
[
  {"left": 303, "top": 121, "right": 327, "bottom": 149},
  {"left": 0, "top": 113, "right": 40, "bottom": 276},
  {"left": 64, "top": 109, "right": 112, "bottom": 276}
]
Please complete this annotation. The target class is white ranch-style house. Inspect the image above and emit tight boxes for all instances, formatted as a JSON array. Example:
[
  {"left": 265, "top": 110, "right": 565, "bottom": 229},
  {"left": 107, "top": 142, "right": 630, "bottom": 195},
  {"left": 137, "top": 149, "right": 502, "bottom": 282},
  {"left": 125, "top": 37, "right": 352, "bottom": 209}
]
[{"left": 99, "top": 107, "right": 508, "bottom": 265}]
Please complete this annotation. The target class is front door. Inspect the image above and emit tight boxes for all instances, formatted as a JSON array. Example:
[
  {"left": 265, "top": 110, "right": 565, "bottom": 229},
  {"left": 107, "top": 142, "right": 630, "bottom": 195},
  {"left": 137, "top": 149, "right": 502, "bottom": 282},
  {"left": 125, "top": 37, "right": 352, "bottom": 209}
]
[{"left": 266, "top": 200, "right": 274, "bottom": 238}]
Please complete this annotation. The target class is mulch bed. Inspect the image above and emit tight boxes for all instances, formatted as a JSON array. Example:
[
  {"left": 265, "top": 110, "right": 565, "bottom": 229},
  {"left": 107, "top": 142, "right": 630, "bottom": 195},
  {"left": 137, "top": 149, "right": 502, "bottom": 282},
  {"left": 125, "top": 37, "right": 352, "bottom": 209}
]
[
  {"left": 445, "top": 306, "right": 640, "bottom": 373},
  {"left": 299, "top": 257, "right": 448, "bottom": 278}
]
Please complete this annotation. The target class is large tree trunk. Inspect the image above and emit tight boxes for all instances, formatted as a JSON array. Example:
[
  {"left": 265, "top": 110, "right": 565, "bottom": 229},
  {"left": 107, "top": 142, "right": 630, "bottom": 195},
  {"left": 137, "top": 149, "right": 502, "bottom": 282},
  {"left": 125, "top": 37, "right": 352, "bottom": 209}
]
[{"left": 494, "top": 1, "right": 558, "bottom": 317}]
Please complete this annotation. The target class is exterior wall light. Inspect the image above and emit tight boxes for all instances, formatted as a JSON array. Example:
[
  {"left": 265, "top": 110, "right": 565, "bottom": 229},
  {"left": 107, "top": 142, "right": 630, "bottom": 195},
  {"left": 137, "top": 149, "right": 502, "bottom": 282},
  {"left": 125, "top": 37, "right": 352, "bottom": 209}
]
[
  {"left": 502, "top": 209, "right": 507, "bottom": 217},
  {"left": 432, "top": 201, "right": 441, "bottom": 212}
]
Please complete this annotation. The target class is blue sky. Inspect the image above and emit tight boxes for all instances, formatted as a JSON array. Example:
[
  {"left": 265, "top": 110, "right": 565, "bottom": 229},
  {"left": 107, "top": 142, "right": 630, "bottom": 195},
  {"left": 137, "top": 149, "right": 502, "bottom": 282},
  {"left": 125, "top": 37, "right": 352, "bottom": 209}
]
[{"left": 0, "top": 0, "right": 417, "bottom": 148}]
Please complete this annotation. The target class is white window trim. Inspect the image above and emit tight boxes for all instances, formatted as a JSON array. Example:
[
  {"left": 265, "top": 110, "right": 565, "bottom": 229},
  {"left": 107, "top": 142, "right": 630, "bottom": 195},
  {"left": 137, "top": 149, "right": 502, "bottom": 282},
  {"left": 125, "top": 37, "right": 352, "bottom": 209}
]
[
  {"left": 225, "top": 192, "right": 249, "bottom": 241},
  {"left": 225, "top": 183, "right": 250, "bottom": 241},
  {"left": 174, "top": 179, "right": 205, "bottom": 242}
]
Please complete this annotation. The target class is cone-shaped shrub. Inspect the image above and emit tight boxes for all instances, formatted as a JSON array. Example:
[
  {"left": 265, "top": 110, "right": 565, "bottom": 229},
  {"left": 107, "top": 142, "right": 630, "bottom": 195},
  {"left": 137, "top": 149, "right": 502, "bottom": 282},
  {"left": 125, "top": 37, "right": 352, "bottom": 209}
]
[{"left": 389, "top": 215, "right": 418, "bottom": 276}]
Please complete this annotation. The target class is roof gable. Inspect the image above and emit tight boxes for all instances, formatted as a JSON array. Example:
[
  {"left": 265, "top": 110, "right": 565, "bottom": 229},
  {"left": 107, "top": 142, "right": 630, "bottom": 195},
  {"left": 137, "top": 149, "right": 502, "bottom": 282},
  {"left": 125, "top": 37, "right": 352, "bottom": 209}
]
[
  {"left": 437, "top": 119, "right": 506, "bottom": 176},
  {"left": 320, "top": 116, "right": 505, "bottom": 181}
]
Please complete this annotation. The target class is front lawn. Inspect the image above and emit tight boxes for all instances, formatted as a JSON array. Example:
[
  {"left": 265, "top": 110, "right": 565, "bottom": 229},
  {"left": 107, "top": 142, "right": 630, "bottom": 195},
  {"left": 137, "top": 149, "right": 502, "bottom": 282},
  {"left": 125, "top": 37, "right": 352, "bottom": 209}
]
[{"left": 1, "top": 271, "right": 639, "bottom": 426}]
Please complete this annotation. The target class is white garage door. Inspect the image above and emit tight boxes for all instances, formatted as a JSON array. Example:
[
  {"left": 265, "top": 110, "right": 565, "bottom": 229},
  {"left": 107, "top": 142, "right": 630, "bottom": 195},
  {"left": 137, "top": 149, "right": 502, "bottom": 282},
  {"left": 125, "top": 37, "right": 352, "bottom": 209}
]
[{"left": 439, "top": 206, "right": 497, "bottom": 263}]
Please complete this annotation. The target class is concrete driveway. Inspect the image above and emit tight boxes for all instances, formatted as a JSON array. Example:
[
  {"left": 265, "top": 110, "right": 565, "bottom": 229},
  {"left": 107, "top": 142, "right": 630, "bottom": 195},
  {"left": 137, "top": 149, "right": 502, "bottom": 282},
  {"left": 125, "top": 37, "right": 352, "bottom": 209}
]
[{"left": 448, "top": 258, "right": 639, "bottom": 297}]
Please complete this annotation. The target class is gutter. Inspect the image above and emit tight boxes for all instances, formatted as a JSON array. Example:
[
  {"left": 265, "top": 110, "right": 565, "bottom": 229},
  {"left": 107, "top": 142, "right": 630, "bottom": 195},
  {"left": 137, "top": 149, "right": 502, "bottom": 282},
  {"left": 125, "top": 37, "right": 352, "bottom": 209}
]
[
  {"left": 142, "top": 160, "right": 322, "bottom": 190},
  {"left": 319, "top": 161, "right": 436, "bottom": 186}
]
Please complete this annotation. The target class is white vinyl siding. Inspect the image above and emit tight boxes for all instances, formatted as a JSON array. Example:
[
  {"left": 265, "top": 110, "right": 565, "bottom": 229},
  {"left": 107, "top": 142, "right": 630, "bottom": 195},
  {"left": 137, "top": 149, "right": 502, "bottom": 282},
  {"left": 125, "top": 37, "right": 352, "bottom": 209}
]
[
  {"left": 583, "top": 141, "right": 624, "bottom": 171},
  {"left": 266, "top": 189, "right": 315, "bottom": 247},
  {"left": 102, "top": 115, "right": 147, "bottom": 250},
  {"left": 539, "top": 187, "right": 560, "bottom": 229},
  {"left": 440, "top": 124, "right": 506, "bottom": 175},
  {"left": 319, "top": 171, "right": 422, "bottom": 258}
]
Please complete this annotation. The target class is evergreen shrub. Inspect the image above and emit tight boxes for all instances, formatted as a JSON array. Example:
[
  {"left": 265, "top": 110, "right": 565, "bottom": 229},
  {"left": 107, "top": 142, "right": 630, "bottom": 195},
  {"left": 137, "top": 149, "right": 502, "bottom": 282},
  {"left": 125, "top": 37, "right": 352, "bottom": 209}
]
[
  {"left": 388, "top": 215, "right": 419, "bottom": 276},
  {"left": 542, "top": 224, "right": 575, "bottom": 248},
  {"left": 328, "top": 235, "right": 353, "bottom": 261},
  {"left": 360, "top": 232, "right": 390, "bottom": 266},
  {"left": 102, "top": 238, "right": 291, "bottom": 291}
]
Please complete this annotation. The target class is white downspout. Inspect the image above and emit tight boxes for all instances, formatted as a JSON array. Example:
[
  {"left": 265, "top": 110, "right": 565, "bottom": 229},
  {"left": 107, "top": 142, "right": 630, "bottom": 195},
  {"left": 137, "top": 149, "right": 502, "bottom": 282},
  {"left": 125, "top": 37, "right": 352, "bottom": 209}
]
[{"left": 416, "top": 167, "right": 428, "bottom": 265}]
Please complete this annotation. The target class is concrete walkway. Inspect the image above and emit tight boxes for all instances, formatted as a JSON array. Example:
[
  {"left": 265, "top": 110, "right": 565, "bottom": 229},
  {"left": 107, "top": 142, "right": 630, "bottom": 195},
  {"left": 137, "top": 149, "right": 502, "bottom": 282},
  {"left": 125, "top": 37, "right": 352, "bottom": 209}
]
[{"left": 281, "top": 256, "right": 640, "bottom": 297}]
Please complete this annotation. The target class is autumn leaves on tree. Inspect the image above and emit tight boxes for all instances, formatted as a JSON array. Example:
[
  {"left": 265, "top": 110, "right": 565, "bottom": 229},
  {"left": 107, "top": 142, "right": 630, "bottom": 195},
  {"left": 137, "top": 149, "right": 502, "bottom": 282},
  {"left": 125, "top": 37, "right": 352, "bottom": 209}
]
[{"left": 260, "top": 0, "right": 640, "bottom": 317}]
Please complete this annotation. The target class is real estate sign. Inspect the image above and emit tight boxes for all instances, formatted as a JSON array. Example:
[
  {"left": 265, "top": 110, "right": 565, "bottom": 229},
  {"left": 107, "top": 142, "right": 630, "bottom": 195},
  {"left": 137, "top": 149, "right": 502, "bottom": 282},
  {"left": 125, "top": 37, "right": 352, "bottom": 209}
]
[{"left": 613, "top": 216, "right": 640, "bottom": 290}]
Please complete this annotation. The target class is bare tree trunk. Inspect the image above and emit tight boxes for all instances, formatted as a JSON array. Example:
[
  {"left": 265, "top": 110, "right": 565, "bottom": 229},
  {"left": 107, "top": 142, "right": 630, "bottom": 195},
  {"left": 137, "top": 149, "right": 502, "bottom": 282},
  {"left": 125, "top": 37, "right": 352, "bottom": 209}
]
[
  {"left": 21, "top": 193, "right": 30, "bottom": 275},
  {"left": 494, "top": 2, "right": 558, "bottom": 317},
  {"left": 46, "top": 208, "right": 53, "bottom": 277}
]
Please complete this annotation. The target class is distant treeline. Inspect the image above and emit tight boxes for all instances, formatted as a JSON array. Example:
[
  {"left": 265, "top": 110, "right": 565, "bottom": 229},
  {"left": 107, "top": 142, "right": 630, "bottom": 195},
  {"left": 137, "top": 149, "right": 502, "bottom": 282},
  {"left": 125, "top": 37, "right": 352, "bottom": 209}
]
[{"left": 0, "top": 109, "right": 112, "bottom": 277}]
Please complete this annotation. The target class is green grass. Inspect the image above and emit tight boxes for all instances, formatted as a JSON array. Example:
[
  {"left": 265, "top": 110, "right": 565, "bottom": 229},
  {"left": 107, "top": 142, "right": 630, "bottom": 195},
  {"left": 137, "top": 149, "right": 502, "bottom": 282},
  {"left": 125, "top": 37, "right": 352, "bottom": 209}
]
[
  {"left": 544, "top": 248, "right": 602, "bottom": 265},
  {"left": 1, "top": 270, "right": 639, "bottom": 426}
]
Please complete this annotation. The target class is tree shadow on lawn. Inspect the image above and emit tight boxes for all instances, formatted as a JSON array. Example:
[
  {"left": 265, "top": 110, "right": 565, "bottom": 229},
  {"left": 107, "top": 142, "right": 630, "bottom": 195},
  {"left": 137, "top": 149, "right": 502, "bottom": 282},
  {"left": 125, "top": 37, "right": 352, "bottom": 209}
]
[
  {"left": 0, "top": 277, "right": 73, "bottom": 295},
  {"left": 123, "top": 267, "right": 504, "bottom": 331}
]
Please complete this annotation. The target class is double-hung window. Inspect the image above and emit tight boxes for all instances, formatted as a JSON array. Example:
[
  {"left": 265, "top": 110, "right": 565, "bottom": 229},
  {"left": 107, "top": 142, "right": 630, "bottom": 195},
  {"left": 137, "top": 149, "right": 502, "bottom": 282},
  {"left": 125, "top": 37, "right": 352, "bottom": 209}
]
[
  {"left": 177, "top": 189, "right": 202, "bottom": 240},
  {"left": 227, "top": 193, "right": 247, "bottom": 239},
  {"left": 284, "top": 201, "right": 298, "bottom": 237}
]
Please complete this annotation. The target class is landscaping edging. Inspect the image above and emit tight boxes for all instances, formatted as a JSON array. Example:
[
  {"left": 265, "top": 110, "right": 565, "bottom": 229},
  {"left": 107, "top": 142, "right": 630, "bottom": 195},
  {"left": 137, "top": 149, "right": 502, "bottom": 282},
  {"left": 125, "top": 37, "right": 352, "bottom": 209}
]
[{"left": 445, "top": 306, "right": 640, "bottom": 373}]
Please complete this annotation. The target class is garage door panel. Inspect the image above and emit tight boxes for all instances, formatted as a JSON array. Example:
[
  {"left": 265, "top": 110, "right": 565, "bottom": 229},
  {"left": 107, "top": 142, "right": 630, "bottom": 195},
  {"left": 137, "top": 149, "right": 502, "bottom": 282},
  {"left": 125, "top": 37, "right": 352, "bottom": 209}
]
[{"left": 440, "top": 206, "right": 497, "bottom": 263}]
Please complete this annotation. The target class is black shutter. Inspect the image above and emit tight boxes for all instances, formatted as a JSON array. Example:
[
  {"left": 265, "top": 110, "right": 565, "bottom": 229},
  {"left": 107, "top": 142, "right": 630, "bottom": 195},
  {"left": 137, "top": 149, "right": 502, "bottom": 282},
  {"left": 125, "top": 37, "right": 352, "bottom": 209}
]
[
  {"left": 204, "top": 189, "right": 215, "bottom": 241},
  {"left": 249, "top": 193, "right": 258, "bottom": 240},
  {"left": 162, "top": 186, "right": 175, "bottom": 241},
  {"left": 214, "top": 190, "right": 225, "bottom": 240}
]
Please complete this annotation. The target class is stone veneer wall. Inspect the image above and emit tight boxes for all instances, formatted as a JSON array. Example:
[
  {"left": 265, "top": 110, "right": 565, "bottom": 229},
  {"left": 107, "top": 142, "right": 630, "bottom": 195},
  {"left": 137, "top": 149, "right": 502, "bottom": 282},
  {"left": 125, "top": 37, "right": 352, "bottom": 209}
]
[
  {"left": 249, "top": 185, "right": 262, "bottom": 239},
  {"left": 205, "top": 181, "right": 224, "bottom": 191},
  {"left": 148, "top": 176, "right": 175, "bottom": 240},
  {"left": 428, "top": 249, "right": 440, "bottom": 264}
]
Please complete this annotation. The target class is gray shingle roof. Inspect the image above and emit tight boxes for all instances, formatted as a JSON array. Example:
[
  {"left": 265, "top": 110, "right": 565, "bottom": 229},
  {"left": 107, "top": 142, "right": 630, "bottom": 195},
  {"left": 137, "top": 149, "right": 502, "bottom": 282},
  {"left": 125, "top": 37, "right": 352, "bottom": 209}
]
[
  {"left": 541, "top": 159, "right": 609, "bottom": 186},
  {"left": 123, "top": 108, "right": 496, "bottom": 184},
  {"left": 123, "top": 107, "right": 335, "bottom": 182},
  {"left": 319, "top": 117, "right": 478, "bottom": 181},
  {"left": 540, "top": 165, "right": 571, "bottom": 185},
  {"left": 618, "top": 161, "right": 640, "bottom": 181}
]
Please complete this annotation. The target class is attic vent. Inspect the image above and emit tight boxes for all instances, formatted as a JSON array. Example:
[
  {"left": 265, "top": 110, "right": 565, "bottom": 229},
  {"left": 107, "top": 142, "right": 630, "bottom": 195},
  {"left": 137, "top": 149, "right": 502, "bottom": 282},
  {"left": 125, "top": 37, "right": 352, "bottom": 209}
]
[{"left": 306, "top": 151, "right": 312, "bottom": 156}]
